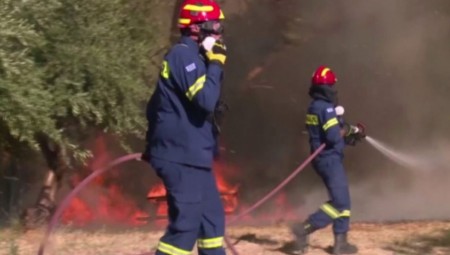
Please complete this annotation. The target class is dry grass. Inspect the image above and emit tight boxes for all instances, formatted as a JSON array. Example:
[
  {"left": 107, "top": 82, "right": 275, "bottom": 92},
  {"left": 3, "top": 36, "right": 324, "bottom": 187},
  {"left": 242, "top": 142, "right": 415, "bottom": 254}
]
[{"left": 1, "top": 221, "right": 450, "bottom": 255}]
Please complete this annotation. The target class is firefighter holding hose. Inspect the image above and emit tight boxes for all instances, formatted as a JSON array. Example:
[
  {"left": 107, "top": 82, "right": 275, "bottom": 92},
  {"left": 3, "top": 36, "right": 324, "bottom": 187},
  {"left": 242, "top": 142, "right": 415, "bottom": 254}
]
[
  {"left": 141, "top": 0, "right": 227, "bottom": 254},
  {"left": 291, "top": 66, "right": 365, "bottom": 254}
]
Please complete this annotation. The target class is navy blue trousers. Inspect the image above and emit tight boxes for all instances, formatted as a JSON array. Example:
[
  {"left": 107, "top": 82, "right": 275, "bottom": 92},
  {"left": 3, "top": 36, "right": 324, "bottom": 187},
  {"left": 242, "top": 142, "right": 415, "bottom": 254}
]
[
  {"left": 150, "top": 158, "right": 226, "bottom": 255},
  {"left": 307, "top": 155, "right": 351, "bottom": 234}
]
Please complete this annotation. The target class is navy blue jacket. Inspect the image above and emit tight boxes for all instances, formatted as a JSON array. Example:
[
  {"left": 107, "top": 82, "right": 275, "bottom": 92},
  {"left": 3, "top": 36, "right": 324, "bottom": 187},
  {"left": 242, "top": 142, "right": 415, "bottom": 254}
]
[
  {"left": 145, "top": 36, "right": 223, "bottom": 168},
  {"left": 305, "top": 86, "right": 345, "bottom": 159}
]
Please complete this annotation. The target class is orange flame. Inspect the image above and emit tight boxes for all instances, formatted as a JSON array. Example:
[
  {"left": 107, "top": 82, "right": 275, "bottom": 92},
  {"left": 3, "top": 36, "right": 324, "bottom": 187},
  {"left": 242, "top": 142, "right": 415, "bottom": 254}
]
[
  {"left": 61, "top": 134, "right": 149, "bottom": 227},
  {"left": 60, "top": 134, "right": 300, "bottom": 227},
  {"left": 147, "top": 160, "right": 240, "bottom": 217}
]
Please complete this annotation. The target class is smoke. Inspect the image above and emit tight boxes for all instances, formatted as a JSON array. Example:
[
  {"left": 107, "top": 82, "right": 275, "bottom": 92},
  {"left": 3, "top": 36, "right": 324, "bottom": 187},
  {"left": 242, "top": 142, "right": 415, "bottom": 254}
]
[
  {"left": 221, "top": 0, "right": 450, "bottom": 221},
  {"left": 300, "top": 136, "right": 450, "bottom": 221},
  {"left": 354, "top": 137, "right": 450, "bottom": 221}
]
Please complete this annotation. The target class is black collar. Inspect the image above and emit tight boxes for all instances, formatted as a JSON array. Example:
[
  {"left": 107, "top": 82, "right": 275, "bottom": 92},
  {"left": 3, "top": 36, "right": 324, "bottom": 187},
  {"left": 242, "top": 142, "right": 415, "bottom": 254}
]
[
  {"left": 309, "top": 85, "right": 338, "bottom": 105},
  {"left": 179, "top": 36, "right": 200, "bottom": 52}
]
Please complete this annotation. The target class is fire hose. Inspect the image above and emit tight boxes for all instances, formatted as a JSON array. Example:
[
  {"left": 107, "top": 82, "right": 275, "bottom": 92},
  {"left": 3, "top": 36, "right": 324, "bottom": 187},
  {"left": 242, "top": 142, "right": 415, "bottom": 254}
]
[{"left": 37, "top": 144, "right": 326, "bottom": 255}]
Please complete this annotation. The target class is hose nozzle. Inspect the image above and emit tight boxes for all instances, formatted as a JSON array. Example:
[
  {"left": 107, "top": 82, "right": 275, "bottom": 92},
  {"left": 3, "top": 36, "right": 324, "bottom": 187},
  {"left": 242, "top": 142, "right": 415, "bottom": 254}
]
[{"left": 356, "top": 123, "right": 367, "bottom": 138}]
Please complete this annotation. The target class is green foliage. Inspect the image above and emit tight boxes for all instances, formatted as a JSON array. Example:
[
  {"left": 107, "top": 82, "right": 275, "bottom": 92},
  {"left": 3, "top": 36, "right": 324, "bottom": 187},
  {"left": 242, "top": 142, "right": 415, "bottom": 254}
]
[
  {"left": 0, "top": 0, "right": 58, "bottom": 151},
  {"left": 0, "top": 0, "right": 169, "bottom": 163}
]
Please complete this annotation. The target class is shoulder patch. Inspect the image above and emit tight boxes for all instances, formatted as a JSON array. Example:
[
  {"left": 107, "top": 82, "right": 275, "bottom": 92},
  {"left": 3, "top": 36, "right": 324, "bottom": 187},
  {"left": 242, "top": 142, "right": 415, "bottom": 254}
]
[
  {"left": 326, "top": 107, "right": 335, "bottom": 113},
  {"left": 185, "top": 63, "right": 197, "bottom": 72}
]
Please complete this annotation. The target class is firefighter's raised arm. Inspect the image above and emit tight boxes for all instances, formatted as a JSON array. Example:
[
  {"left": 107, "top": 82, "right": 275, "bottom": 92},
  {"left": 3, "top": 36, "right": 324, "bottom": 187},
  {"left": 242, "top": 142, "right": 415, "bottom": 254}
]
[{"left": 169, "top": 43, "right": 225, "bottom": 113}]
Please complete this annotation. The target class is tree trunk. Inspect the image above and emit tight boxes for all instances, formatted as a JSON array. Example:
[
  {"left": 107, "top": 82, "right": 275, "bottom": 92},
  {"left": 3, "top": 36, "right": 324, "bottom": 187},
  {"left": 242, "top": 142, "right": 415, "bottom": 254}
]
[
  {"left": 20, "top": 136, "right": 68, "bottom": 230},
  {"left": 0, "top": 150, "right": 22, "bottom": 222}
]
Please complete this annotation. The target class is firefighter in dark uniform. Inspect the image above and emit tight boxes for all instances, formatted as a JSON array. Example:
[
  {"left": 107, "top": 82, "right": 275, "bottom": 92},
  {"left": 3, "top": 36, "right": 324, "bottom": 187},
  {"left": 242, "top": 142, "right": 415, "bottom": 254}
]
[
  {"left": 291, "top": 66, "right": 365, "bottom": 255},
  {"left": 141, "top": 1, "right": 227, "bottom": 254}
]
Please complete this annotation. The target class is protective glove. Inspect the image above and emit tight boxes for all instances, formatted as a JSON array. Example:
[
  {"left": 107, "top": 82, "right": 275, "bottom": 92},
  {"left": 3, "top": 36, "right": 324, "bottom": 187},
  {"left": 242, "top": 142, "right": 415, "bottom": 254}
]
[
  {"left": 205, "top": 41, "right": 227, "bottom": 67},
  {"left": 345, "top": 124, "right": 359, "bottom": 136},
  {"left": 343, "top": 123, "right": 366, "bottom": 145}
]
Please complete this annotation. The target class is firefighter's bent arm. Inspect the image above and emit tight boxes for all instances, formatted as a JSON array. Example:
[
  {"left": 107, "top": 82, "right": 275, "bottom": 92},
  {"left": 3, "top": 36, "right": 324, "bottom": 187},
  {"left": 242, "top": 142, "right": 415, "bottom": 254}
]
[
  {"left": 171, "top": 46, "right": 222, "bottom": 113},
  {"left": 321, "top": 108, "right": 342, "bottom": 146},
  {"left": 186, "top": 64, "right": 222, "bottom": 113}
]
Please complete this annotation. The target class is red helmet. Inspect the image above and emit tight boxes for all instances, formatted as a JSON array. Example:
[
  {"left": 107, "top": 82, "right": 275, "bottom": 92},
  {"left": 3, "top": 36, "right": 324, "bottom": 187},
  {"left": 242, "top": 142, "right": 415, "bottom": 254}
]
[
  {"left": 178, "top": 0, "right": 225, "bottom": 28},
  {"left": 311, "top": 66, "right": 337, "bottom": 86}
]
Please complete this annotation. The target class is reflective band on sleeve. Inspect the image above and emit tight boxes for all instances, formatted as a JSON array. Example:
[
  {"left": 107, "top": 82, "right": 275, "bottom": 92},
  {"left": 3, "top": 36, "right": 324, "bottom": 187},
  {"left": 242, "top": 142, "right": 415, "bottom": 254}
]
[
  {"left": 185, "top": 75, "right": 206, "bottom": 100},
  {"left": 323, "top": 117, "right": 339, "bottom": 131},
  {"left": 161, "top": 60, "right": 170, "bottom": 79}
]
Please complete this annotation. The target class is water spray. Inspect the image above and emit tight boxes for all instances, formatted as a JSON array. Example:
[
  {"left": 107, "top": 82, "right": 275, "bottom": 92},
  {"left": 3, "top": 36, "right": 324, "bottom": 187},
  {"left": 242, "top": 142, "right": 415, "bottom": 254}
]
[
  {"left": 365, "top": 136, "right": 419, "bottom": 169},
  {"left": 365, "top": 136, "right": 445, "bottom": 171}
]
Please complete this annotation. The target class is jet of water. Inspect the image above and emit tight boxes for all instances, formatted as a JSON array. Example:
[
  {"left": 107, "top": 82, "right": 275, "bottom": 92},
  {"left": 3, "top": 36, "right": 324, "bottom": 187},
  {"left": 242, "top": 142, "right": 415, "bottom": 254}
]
[{"left": 365, "top": 136, "right": 444, "bottom": 171}]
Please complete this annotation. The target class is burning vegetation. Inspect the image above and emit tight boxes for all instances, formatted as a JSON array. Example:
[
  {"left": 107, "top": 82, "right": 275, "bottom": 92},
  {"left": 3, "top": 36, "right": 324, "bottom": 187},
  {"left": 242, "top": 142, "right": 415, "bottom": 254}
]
[{"left": 60, "top": 134, "right": 241, "bottom": 227}]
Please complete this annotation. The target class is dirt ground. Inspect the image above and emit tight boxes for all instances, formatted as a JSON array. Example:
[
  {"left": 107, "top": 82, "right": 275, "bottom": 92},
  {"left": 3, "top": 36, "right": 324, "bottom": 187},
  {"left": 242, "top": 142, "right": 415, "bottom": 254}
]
[{"left": 1, "top": 221, "right": 450, "bottom": 255}]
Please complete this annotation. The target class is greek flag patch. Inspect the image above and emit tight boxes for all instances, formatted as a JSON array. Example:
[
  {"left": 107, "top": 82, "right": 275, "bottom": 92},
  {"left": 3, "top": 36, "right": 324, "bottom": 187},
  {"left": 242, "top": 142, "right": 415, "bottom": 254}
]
[
  {"left": 185, "top": 63, "right": 196, "bottom": 72},
  {"left": 326, "top": 107, "right": 335, "bottom": 113}
]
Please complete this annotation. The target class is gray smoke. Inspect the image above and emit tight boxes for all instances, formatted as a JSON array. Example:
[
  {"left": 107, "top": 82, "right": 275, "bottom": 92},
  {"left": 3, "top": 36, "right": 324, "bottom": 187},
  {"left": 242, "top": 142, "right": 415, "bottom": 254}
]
[{"left": 221, "top": 0, "right": 450, "bottom": 221}]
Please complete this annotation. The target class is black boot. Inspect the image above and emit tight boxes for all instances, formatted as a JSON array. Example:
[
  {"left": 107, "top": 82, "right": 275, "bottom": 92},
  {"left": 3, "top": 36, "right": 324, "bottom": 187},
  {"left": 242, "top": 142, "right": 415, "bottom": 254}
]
[
  {"left": 290, "top": 222, "right": 316, "bottom": 254},
  {"left": 332, "top": 233, "right": 358, "bottom": 254}
]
